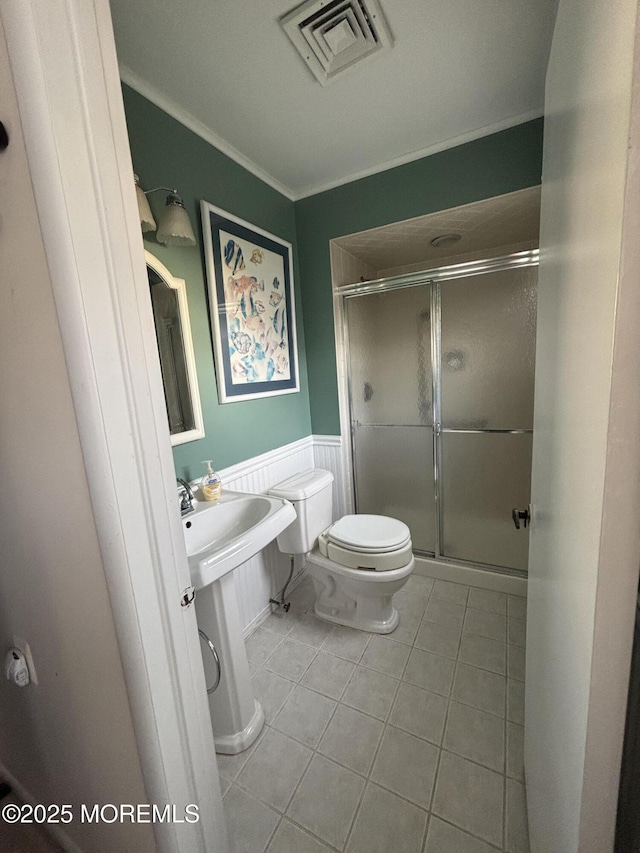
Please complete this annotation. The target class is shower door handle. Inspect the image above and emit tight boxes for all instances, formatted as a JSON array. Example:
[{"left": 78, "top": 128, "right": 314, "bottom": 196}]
[{"left": 512, "top": 507, "right": 530, "bottom": 530}]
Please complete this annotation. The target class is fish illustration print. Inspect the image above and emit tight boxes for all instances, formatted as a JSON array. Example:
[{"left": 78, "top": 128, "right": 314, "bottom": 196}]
[{"left": 224, "top": 239, "right": 245, "bottom": 274}]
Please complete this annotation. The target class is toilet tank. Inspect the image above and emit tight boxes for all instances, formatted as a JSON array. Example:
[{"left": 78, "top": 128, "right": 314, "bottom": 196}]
[{"left": 269, "top": 469, "right": 334, "bottom": 554}]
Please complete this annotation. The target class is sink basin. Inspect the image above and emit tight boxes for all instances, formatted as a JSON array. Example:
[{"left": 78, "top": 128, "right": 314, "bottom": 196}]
[{"left": 183, "top": 489, "right": 296, "bottom": 590}]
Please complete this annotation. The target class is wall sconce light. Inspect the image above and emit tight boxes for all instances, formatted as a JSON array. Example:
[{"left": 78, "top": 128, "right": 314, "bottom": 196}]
[{"left": 134, "top": 174, "right": 196, "bottom": 247}]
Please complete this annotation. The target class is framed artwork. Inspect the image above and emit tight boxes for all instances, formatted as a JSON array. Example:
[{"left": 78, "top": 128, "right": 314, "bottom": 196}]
[{"left": 200, "top": 201, "right": 300, "bottom": 403}]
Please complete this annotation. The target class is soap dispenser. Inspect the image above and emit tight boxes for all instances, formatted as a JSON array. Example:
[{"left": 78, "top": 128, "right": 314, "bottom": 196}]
[{"left": 200, "top": 461, "right": 222, "bottom": 502}]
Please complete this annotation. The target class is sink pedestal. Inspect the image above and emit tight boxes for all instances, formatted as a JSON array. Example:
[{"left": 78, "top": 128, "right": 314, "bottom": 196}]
[
  {"left": 196, "top": 572, "right": 264, "bottom": 754},
  {"left": 183, "top": 489, "right": 295, "bottom": 754}
]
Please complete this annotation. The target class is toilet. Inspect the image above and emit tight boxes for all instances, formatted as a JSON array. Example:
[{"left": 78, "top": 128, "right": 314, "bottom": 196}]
[{"left": 269, "top": 469, "right": 414, "bottom": 634}]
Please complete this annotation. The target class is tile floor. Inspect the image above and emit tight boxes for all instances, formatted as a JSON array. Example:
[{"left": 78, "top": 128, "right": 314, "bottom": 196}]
[{"left": 219, "top": 574, "right": 529, "bottom": 853}]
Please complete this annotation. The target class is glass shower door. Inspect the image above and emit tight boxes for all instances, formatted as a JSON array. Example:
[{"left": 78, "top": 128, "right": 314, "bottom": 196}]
[
  {"left": 345, "top": 285, "right": 437, "bottom": 553},
  {"left": 438, "top": 266, "right": 537, "bottom": 570}
]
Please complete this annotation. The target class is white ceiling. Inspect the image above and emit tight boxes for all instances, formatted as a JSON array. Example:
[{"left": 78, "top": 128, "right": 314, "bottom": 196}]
[
  {"left": 336, "top": 186, "right": 541, "bottom": 272},
  {"left": 110, "top": 0, "right": 558, "bottom": 200}
]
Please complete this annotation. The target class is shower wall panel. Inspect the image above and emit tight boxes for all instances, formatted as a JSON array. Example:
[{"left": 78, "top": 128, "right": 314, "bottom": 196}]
[
  {"left": 441, "top": 432, "right": 533, "bottom": 570},
  {"left": 354, "top": 425, "right": 436, "bottom": 553},
  {"left": 440, "top": 267, "right": 537, "bottom": 430},
  {"left": 439, "top": 265, "right": 537, "bottom": 568},
  {"left": 346, "top": 286, "right": 437, "bottom": 553}
]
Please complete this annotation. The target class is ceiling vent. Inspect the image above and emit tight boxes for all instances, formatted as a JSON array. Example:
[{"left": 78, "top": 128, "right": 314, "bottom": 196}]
[{"left": 280, "top": 0, "right": 392, "bottom": 86}]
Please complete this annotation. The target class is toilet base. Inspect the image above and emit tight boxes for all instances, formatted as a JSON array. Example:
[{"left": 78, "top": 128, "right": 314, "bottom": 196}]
[
  {"left": 306, "top": 549, "right": 414, "bottom": 634},
  {"left": 314, "top": 600, "right": 400, "bottom": 634}
]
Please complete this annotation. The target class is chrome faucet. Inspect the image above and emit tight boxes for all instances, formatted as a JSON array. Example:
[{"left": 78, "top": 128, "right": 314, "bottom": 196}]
[{"left": 177, "top": 477, "right": 195, "bottom": 516}]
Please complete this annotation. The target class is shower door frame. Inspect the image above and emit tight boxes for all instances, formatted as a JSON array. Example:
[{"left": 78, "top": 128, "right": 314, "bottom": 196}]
[{"left": 336, "top": 249, "right": 539, "bottom": 578}]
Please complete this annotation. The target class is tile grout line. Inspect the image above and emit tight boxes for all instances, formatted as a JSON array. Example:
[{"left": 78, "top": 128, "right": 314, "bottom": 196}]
[
  {"left": 231, "top": 584, "right": 346, "bottom": 849},
  {"left": 425, "top": 814, "right": 504, "bottom": 853},
  {"left": 341, "top": 591, "right": 433, "bottom": 851},
  {"left": 258, "top": 632, "right": 515, "bottom": 732},
  {"left": 431, "top": 588, "right": 515, "bottom": 851},
  {"left": 503, "top": 628, "right": 510, "bottom": 852},
  {"left": 233, "top": 577, "right": 525, "bottom": 852},
  {"left": 264, "top": 618, "right": 377, "bottom": 851},
  {"left": 322, "top": 584, "right": 435, "bottom": 850},
  {"left": 421, "top": 584, "right": 468, "bottom": 847},
  {"left": 241, "top": 589, "right": 327, "bottom": 852},
  {"left": 419, "top": 583, "right": 451, "bottom": 853}
]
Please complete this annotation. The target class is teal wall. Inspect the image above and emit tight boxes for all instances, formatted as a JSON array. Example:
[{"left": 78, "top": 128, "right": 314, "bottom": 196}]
[
  {"left": 295, "top": 118, "right": 544, "bottom": 434},
  {"left": 123, "top": 86, "right": 311, "bottom": 480},
  {"left": 124, "top": 83, "right": 544, "bottom": 471}
]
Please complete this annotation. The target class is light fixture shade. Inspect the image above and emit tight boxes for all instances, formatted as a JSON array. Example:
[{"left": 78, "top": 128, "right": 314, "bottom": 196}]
[
  {"left": 156, "top": 195, "right": 196, "bottom": 247},
  {"left": 134, "top": 175, "right": 156, "bottom": 232}
]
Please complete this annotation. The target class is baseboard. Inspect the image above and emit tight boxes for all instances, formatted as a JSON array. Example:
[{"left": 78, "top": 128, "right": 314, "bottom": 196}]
[
  {"left": 0, "top": 762, "right": 83, "bottom": 852},
  {"left": 414, "top": 556, "right": 528, "bottom": 597}
]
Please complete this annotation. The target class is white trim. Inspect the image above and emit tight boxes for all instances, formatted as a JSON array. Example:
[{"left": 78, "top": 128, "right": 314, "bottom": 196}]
[
  {"left": 120, "top": 65, "right": 296, "bottom": 201},
  {"left": 294, "top": 108, "right": 543, "bottom": 199},
  {"left": 145, "top": 251, "right": 206, "bottom": 446},
  {"left": 1, "top": 2, "right": 227, "bottom": 851},
  {"left": 121, "top": 65, "right": 542, "bottom": 202},
  {"left": 312, "top": 434, "right": 342, "bottom": 446}
]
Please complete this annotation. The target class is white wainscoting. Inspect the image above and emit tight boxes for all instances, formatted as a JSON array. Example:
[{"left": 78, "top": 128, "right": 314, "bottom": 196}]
[
  {"left": 311, "top": 435, "right": 346, "bottom": 521},
  {"left": 206, "top": 434, "right": 527, "bottom": 633},
  {"left": 214, "top": 435, "right": 344, "bottom": 635}
]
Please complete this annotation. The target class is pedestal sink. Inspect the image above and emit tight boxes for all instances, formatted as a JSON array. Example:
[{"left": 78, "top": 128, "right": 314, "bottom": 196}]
[{"left": 184, "top": 490, "right": 295, "bottom": 754}]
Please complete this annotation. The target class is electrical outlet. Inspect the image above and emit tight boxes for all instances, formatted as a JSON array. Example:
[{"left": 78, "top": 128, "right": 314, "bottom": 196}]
[{"left": 12, "top": 637, "right": 37, "bottom": 686}]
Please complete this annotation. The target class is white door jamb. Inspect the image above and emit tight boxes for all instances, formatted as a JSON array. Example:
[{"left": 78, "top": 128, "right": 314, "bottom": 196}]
[{"left": 0, "top": 2, "right": 228, "bottom": 850}]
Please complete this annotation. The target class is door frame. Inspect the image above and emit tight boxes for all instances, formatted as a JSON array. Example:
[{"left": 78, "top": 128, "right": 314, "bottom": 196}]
[
  {"left": 525, "top": 2, "right": 640, "bottom": 849},
  {"left": 1, "top": 1, "right": 227, "bottom": 850}
]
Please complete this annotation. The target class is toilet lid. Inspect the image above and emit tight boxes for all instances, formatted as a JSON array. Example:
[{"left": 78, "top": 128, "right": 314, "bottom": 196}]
[{"left": 328, "top": 515, "right": 411, "bottom": 554}]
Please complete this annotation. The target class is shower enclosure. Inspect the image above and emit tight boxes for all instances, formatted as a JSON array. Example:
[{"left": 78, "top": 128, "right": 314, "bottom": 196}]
[{"left": 342, "top": 251, "right": 538, "bottom": 576}]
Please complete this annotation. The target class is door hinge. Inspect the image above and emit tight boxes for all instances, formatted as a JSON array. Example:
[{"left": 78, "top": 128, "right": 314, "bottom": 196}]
[{"left": 180, "top": 586, "right": 196, "bottom": 608}]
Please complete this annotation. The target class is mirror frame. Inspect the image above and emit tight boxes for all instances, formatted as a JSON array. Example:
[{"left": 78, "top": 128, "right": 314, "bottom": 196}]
[{"left": 146, "top": 250, "right": 205, "bottom": 446}]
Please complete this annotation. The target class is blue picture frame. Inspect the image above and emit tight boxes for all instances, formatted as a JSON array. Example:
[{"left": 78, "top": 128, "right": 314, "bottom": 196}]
[{"left": 200, "top": 201, "right": 300, "bottom": 403}]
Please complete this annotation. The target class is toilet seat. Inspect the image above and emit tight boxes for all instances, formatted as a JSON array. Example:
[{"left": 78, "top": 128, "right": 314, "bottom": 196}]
[
  {"left": 308, "top": 547, "right": 415, "bottom": 583},
  {"left": 328, "top": 514, "right": 411, "bottom": 553},
  {"left": 319, "top": 514, "right": 413, "bottom": 572}
]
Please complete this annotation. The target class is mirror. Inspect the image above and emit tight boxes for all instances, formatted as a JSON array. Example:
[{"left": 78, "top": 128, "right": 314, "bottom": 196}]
[{"left": 146, "top": 251, "right": 205, "bottom": 445}]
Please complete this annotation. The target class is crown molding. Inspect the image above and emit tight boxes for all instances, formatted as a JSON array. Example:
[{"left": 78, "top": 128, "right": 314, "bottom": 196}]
[
  {"left": 292, "top": 108, "right": 544, "bottom": 199},
  {"left": 120, "top": 65, "right": 296, "bottom": 201},
  {"left": 120, "top": 67, "right": 543, "bottom": 204}
]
